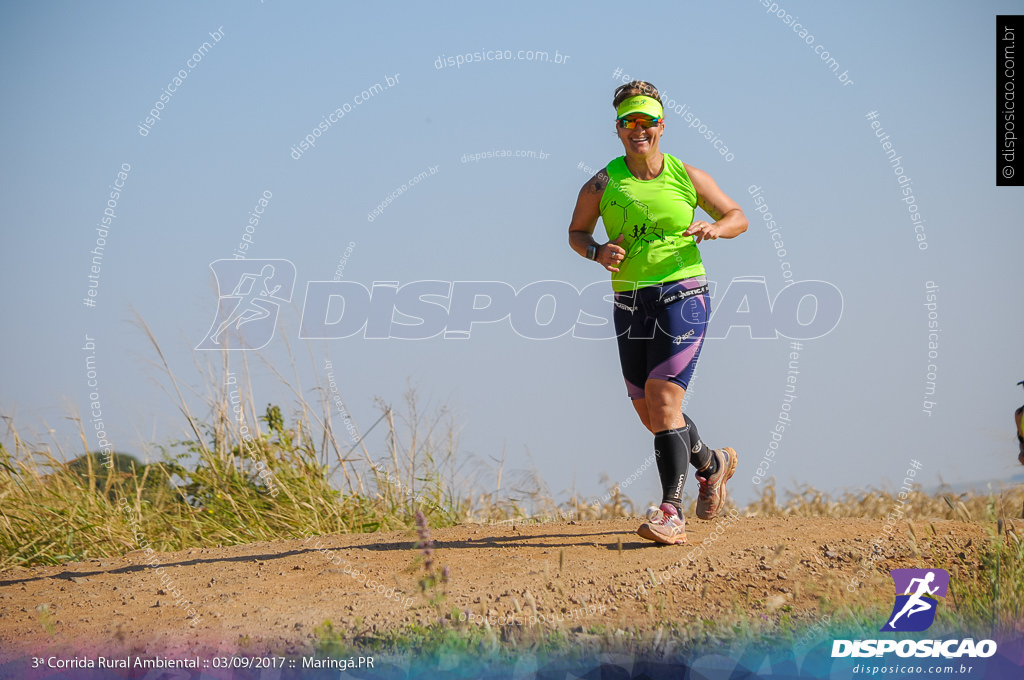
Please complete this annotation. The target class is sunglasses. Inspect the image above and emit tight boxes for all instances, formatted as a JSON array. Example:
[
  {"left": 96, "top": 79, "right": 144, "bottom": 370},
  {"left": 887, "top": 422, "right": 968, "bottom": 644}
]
[{"left": 618, "top": 117, "right": 661, "bottom": 129}]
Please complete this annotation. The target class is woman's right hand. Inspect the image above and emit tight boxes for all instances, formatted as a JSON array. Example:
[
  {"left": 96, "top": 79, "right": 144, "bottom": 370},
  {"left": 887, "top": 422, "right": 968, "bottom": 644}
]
[{"left": 598, "top": 234, "right": 627, "bottom": 272}]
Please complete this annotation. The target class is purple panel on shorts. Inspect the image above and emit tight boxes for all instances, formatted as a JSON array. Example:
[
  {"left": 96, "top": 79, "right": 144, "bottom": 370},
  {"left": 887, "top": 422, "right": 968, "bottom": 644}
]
[
  {"left": 649, "top": 337, "right": 703, "bottom": 383},
  {"left": 625, "top": 378, "right": 645, "bottom": 400}
]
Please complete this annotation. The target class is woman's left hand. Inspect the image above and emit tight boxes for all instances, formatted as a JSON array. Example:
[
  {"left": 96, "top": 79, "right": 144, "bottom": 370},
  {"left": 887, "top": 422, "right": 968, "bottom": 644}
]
[{"left": 684, "top": 220, "right": 720, "bottom": 244}]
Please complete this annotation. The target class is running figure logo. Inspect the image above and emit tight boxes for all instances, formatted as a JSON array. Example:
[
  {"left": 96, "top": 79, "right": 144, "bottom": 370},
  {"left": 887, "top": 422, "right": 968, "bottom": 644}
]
[
  {"left": 196, "top": 260, "right": 296, "bottom": 351},
  {"left": 606, "top": 199, "right": 663, "bottom": 261},
  {"left": 881, "top": 568, "right": 949, "bottom": 632}
]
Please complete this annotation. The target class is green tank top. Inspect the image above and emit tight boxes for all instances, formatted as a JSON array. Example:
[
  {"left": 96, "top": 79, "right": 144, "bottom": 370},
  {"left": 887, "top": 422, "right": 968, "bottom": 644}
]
[{"left": 598, "top": 153, "right": 705, "bottom": 292}]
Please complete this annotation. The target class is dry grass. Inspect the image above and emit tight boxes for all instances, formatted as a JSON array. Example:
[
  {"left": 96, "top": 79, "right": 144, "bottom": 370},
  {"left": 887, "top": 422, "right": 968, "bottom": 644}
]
[
  {"left": 2, "top": 314, "right": 1021, "bottom": 644},
  {"left": 741, "top": 477, "right": 1023, "bottom": 523}
]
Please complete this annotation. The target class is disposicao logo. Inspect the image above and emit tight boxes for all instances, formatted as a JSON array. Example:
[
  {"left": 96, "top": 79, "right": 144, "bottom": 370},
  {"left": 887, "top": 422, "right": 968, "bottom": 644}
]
[
  {"left": 831, "top": 568, "right": 997, "bottom": 659},
  {"left": 882, "top": 568, "right": 948, "bottom": 632},
  {"left": 196, "top": 260, "right": 296, "bottom": 351}
]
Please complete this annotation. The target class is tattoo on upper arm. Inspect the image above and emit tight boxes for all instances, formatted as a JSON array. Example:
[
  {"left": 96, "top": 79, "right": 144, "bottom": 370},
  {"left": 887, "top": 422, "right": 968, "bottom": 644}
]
[
  {"left": 698, "top": 195, "right": 726, "bottom": 221},
  {"left": 585, "top": 169, "right": 609, "bottom": 194}
]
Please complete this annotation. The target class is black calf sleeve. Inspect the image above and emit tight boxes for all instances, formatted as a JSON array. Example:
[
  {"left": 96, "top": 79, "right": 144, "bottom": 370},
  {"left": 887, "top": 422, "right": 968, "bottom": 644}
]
[
  {"left": 683, "top": 414, "right": 715, "bottom": 475},
  {"left": 654, "top": 427, "right": 690, "bottom": 513}
]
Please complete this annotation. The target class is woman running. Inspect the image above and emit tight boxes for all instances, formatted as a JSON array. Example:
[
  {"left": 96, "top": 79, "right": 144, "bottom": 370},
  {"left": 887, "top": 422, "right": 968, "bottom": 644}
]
[{"left": 567, "top": 81, "right": 748, "bottom": 544}]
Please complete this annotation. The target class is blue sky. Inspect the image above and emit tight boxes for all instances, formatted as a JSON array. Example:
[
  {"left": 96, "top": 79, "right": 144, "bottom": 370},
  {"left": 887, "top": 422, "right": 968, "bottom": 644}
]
[{"left": 1, "top": 0, "right": 1021, "bottom": 508}]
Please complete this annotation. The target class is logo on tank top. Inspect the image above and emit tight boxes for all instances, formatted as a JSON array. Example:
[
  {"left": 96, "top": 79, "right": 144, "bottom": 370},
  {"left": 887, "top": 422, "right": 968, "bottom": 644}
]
[{"left": 607, "top": 198, "right": 663, "bottom": 260}]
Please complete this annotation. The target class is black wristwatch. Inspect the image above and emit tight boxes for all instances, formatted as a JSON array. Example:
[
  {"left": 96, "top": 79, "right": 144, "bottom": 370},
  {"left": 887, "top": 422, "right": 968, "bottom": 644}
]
[{"left": 585, "top": 244, "right": 599, "bottom": 260}]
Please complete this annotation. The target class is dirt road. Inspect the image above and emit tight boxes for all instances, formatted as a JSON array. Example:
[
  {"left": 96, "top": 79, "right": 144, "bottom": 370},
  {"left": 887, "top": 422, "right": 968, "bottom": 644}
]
[{"left": 0, "top": 516, "right": 986, "bottom": 661}]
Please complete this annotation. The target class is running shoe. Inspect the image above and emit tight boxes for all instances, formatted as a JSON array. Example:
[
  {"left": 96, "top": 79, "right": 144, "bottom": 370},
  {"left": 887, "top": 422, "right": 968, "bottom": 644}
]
[
  {"left": 695, "top": 447, "right": 737, "bottom": 520},
  {"left": 637, "top": 502, "right": 687, "bottom": 545}
]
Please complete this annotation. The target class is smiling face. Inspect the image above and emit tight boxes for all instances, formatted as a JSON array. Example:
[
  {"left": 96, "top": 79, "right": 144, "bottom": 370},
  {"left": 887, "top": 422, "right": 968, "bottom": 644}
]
[{"left": 616, "top": 113, "right": 665, "bottom": 157}]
